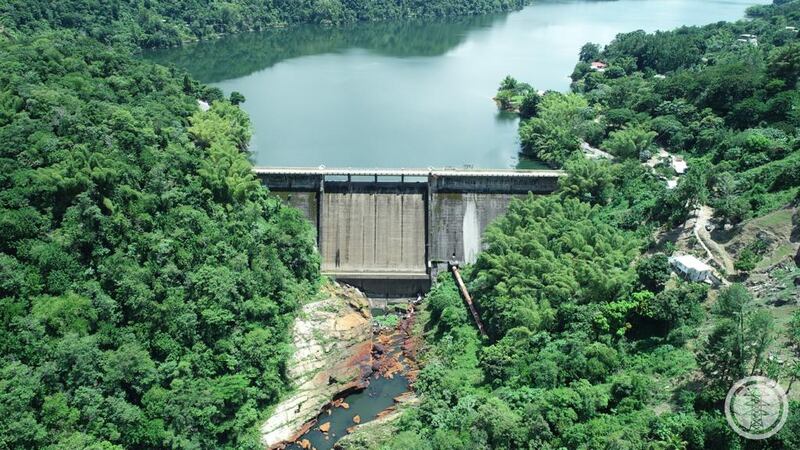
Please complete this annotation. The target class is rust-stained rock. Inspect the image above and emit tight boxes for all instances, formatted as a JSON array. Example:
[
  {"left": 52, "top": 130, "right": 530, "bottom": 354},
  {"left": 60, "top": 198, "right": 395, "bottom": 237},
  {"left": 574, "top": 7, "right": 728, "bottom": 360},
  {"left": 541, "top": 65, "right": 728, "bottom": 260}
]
[
  {"left": 260, "top": 283, "right": 373, "bottom": 448},
  {"left": 353, "top": 415, "right": 361, "bottom": 424},
  {"left": 299, "top": 439, "right": 311, "bottom": 449},
  {"left": 394, "top": 391, "right": 418, "bottom": 404},
  {"left": 375, "top": 407, "right": 397, "bottom": 420},
  {"left": 319, "top": 422, "right": 331, "bottom": 433},
  {"left": 340, "top": 402, "right": 349, "bottom": 409}
]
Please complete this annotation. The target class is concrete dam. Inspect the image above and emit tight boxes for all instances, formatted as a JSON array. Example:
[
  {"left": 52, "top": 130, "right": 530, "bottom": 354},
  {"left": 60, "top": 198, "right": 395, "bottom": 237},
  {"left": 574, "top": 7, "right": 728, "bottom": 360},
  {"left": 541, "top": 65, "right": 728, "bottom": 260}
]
[{"left": 254, "top": 167, "right": 563, "bottom": 295}]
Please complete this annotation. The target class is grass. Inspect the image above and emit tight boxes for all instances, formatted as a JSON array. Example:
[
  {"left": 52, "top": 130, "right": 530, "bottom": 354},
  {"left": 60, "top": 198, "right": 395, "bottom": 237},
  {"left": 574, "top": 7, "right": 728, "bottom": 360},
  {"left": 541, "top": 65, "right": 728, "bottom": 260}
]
[
  {"left": 757, "top": 243, "right": 796, "bottom": 270},
  {"left": 374, "top": 314, "right": 400, "bottom": 328},
  {"left": 754, "top": 207, "right": 794, "bottom": 229},
  {"left": 767, "top": 266, "right": 800, "bottom": 306}
]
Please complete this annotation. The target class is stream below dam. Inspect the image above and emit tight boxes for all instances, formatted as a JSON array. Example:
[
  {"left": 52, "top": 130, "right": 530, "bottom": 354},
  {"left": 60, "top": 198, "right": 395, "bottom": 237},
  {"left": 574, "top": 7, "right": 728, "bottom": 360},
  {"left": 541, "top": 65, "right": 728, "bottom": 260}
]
[
  {"left": 145, "top": 0, "right": 766, "bottom": 169},
  {"left": 286, "top": 304, "right": 417, "bottom": 450}
]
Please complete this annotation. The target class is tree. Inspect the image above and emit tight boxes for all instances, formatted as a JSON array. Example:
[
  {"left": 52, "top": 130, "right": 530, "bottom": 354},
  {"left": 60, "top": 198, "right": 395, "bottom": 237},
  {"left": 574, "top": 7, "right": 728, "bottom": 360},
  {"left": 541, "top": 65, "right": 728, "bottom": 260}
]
[
  {"left": 767, "top": 42, "right": 800, "bottom": 87},
  {"left": 519, "top": 91, "right": 541, "bottom": 119},
  {"left": 787, "top": 311, "right": 800, "bottom": 393},
  {"left": 472, "top": 196, "right": 640, "bottom": 339},
  {"left": 558, "top": 158, "right": 613, "bottom": 205},
  {"left": 519, "top": 93, "right": 591, "bottom": 165},
  {"left": 601, "top": 126, "right": 657, "bottom": 160},
  {"left": 0, "top": 33, "right": 320, "bottom": 448},
  {"left": 697, "top": 284, "right": 775, "bottom": 403},
  {"left": 636, "top": 254, "right": 670, "bottom": 292},
  {"left": 495, "top": 89, "right": 515, "bottom": 111},
  {"left": 712, "top": 172, "right": 749, "bottom": 224},
  {"left": 658, "top": 160, "right": 710, "bottom": 226},
  {"left": 499, "top": 75, "right": 518, "bottom": 91},
  {"left": 229, "top": 91, "right": 246, "bottom": 105},
  {"left": 579, "top": 43, "right": 601, "bottom": 63}
]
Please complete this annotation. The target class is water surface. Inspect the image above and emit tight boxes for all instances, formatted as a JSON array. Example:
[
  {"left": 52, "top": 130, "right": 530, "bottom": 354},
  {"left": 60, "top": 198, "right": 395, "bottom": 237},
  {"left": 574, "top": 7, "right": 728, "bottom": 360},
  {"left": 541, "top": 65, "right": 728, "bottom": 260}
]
[{"left": 146, "top": 0, "right": 767, "bottom": 168}]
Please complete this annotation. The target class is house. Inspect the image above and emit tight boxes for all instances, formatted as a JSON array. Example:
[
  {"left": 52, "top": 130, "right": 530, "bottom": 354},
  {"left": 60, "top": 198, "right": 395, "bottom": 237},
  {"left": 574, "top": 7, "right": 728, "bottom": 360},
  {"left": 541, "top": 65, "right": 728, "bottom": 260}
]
[
  {"left": 672, "top": 156, "right": 688, "bottom": 174},
  {"left": 590, "top": 61, "right": 608, "bottom": 72},
  {"left": 737, "top": 34, "right": 758, "bottom": 46},
  {"left": 670, "top": 254, "right": 714, "bottom": 283}
]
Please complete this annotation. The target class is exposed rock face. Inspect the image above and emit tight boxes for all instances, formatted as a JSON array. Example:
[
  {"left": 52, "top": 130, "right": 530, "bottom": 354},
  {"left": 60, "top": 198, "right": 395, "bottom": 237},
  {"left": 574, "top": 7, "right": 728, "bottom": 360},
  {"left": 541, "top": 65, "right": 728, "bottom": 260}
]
[
  {"left": 260, "top": 283, "right": 372, "bottom": 448},
  {"left": 334, "top": 392, "right": 420, "bottom": 450}
]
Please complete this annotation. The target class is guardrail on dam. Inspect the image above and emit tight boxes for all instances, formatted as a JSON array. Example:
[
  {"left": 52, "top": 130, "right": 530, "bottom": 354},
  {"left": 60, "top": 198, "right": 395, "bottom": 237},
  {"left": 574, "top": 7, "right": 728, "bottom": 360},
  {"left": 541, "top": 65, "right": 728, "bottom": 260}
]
[{"left": 253, "top": 167, "right": 564, "bottom": 295}]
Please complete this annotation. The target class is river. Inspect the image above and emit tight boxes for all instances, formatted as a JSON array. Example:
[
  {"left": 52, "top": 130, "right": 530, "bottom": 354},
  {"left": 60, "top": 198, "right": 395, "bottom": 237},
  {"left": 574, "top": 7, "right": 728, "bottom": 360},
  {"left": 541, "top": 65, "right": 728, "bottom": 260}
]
[{"left": 146, "top": 0, "right": 766, "bottom": 169}]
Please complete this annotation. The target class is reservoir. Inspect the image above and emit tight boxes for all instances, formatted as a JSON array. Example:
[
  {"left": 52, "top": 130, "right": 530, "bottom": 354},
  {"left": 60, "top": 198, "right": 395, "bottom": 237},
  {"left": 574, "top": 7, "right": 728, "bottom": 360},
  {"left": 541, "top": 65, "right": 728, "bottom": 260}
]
[{"left": 146, "top": 0, "right": 766, "bottom": 168}]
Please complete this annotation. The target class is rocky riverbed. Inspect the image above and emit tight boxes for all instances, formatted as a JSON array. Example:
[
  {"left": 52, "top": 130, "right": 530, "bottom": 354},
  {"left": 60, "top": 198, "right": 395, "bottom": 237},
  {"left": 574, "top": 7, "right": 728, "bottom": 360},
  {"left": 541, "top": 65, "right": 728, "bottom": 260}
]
[
  {"left": 260, "top": 283, "right": 373, "bottom": 448},
  {"left": 261, "top": 281, "right": 421, "bottom": 450},
  {"left": 286, "top": 300, "right": 419, "bottom": 450}
]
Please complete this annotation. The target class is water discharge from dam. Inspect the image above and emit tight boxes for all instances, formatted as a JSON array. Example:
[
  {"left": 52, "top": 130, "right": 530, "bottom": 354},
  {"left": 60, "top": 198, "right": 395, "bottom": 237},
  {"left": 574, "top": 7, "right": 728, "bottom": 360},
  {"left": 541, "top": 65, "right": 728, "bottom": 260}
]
[{"left": 461, "top": 195, "right": 481, "bottom": 264}]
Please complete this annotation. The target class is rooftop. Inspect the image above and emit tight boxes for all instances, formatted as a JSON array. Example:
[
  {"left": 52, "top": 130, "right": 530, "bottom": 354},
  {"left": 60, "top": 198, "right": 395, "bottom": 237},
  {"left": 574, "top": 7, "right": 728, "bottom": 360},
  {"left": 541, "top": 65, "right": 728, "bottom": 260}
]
[{"left": 670, "top": 254, "right": 713, "bottom": 272}]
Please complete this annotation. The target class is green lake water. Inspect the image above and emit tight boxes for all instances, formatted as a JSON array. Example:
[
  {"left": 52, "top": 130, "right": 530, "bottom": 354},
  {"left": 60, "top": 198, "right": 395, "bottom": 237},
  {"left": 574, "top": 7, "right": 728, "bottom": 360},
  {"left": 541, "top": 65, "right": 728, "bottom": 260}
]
[{"left": 145, "top": 0, "right": 767, "bottom": 168}]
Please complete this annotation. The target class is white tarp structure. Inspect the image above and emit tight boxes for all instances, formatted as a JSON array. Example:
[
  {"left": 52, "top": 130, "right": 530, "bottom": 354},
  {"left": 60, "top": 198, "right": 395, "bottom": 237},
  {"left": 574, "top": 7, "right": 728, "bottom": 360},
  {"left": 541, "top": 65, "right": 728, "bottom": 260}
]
[
  {"left": 669, "top": 254, "right": 713, "bottom": 283},
  {"left": 672, "top": 156, "right": 688, "bottom": 174}
]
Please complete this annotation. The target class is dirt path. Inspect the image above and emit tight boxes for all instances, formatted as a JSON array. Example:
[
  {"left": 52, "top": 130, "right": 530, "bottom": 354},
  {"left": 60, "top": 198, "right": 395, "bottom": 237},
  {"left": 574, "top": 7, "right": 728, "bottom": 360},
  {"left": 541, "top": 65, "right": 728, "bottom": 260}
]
[{"left": 694, "top": 205, "right": 735, "bottom": 275}]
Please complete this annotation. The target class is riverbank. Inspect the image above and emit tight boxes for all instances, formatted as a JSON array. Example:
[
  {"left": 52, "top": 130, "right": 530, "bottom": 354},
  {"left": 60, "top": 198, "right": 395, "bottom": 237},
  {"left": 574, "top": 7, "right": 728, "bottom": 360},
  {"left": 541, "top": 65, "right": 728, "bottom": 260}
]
[
  {"left": 260, "top": 282, "right": 422, "bottom": 450},
  {"left": 285, "top": 299, "right": 421, "bottom": 450},
  {"left": 260, "top": 283, "right": 373, "bottom": 448}
]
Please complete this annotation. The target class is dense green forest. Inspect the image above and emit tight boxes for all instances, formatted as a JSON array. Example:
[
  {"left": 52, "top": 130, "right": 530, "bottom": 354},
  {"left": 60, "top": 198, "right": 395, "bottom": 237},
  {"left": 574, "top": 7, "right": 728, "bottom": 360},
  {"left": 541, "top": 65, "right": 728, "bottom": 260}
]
[
  {"left": 498, "top": 0, "right": 800, "bottom": 226},
  {"left": 2, "top": 0, "right": 799, "bottom": 448},
  {"left": 384, "top": 1, "right": 800, "bottom": 449},
  {"left": 1, "top": 0, "right": 530, "bottom": 49},
  {"left": 0, "top": 31, "right": 320, "bottom": 448},
  {"left": 145, "top": 14, "right": 503, "bottom": 83}
]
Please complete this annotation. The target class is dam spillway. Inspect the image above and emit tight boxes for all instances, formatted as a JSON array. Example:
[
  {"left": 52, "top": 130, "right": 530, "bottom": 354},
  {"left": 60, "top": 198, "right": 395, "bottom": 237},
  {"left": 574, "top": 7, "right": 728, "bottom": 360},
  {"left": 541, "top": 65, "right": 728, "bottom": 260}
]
[
  {"left": 256, "top": 167, "right": 563, "bottom": 295},
  {"left": 320, "top": 193, "right": 426, "bottom": 276}
]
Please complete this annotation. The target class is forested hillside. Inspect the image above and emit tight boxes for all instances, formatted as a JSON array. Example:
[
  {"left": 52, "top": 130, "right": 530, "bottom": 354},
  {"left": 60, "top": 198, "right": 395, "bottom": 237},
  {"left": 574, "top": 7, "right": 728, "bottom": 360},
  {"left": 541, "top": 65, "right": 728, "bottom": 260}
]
[
  {"left": 1, "top": 0, "right": 530, "bottom": 49},
  {"left": 382, "top": 1, "right": 800, "bottom": 449},
  {"left": 498, "top": 0, "right": 800, "bottom": 226},
  {"left": 0, "top": 32, "right": 319, "bottom": 448}
]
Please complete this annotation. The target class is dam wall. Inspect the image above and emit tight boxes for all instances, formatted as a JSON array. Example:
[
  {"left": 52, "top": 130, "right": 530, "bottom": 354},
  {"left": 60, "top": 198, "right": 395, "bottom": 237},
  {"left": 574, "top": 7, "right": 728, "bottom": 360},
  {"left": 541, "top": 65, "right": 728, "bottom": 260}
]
[
  {"left": 256, "top": 167, "right": 562, "bottom": 295},
  {"left": 320, "top": 193, "right": 426, "bottom": 276},
  {"left": 429, "top": 193, "right": 526, "bottom": 265}
]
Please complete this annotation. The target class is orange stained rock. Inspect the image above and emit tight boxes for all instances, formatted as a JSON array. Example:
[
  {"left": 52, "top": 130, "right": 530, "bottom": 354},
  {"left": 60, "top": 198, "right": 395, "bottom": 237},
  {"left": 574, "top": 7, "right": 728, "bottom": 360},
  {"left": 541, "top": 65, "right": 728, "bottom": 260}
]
[
  {"left": 352, "top": 415, "right": 361, "bottom": 424},
  {"left": 319, "top": 422, "right": 331, "bottom": 433}
]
